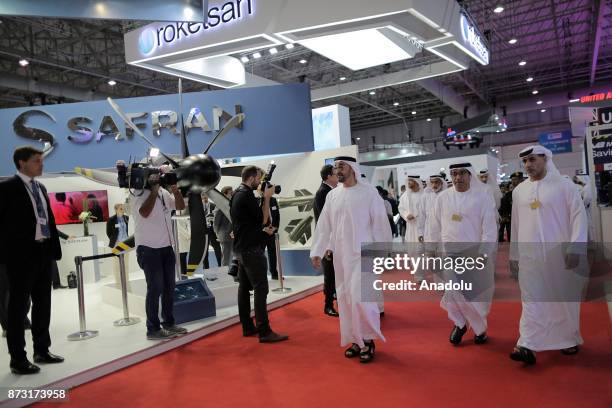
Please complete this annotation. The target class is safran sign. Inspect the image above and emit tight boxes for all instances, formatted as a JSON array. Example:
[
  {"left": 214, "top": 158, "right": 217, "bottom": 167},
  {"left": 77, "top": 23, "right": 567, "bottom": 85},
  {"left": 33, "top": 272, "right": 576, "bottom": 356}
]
[
  {"left": 538, "top": 130, "right": 572, "bottom": 154},
  {"left": 459, "top": 14, "right": 489, "bottom": 65}
]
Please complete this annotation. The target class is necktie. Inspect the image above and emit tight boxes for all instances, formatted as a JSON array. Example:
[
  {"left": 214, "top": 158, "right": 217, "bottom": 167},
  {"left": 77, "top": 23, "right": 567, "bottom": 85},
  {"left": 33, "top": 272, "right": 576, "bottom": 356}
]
[{"left": 30, "top": 180, "right": 50, "bottom": 238}]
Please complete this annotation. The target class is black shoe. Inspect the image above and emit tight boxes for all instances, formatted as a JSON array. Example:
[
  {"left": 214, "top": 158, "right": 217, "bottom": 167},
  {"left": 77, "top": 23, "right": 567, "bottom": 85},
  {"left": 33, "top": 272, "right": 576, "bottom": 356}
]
[
  {"left": 33, "top": 352, "right": 64, "bottom": 364},
  {"left": 474, "top": 332, "right": 488, "bottom": 344},
  {"left": 379, "top": 312, "right": 385, "bottom": 318},
  {"left": 561, "top": 345, "right": 580, "bottom": 355},
  {"left": 510, "top": 346, "right": 536, "bottom": 365},
  {"left": 243, "top": 327, "right": 258, "bottom": 337},
  {"left": 359, "top": 340, "right": 376, "bottom": 364},
  {"left": 324, "top": 307, "right": 339, "bottom": 317},
  {"left": 259, "top": 331, "right": 289, "bottom": 343},
  {"left": 53, "top": 284, "right": 68, "bottom": 289},
  {"left": 10, "top": 360, "right": 40, "bottom": 375},
  {"left": 449, "top": 325, "right": 467, "bottom": 345}
]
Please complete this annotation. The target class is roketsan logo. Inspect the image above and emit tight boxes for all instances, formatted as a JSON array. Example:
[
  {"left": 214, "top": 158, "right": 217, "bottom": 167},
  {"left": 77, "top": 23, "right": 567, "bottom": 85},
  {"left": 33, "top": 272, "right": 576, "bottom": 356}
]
[{"left": 139, "top": 28, "right": 156, "bottom": 55}]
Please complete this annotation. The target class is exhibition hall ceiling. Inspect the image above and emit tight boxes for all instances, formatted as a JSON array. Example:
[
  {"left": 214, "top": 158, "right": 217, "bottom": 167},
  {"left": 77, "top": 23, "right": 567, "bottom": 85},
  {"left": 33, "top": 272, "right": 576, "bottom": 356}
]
[{"left": 0, "top": 0, "right": 610, "bottom": 132}]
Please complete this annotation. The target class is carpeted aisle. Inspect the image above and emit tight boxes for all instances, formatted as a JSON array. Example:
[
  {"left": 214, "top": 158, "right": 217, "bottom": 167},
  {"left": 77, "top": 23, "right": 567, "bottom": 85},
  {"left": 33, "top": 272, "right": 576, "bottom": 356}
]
[{"left": 41, "top": 292, "right": 612, "bottom": 408}]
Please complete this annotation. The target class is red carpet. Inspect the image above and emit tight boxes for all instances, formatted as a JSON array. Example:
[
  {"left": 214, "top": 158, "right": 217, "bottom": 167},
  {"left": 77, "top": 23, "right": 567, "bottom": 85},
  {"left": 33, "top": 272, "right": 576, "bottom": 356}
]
[{"left": 41, "top": 293, "right": 611, "bottom": 408}]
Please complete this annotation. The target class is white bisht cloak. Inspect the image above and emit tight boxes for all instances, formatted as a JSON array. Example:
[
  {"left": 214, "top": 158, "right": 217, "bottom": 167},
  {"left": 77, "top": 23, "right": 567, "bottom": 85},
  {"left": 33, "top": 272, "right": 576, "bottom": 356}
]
[
  {"left": 310, "top": 181, "right": 392, "bottom": 348},
  {"left": 429, "top": 169, "right": 498, "bottom": 335},
  {"left": 510, "top": 146, "right": 588, "bottom": 351},
  {"left": 398, "top": 179, "right": 424, "bottom": 242}
]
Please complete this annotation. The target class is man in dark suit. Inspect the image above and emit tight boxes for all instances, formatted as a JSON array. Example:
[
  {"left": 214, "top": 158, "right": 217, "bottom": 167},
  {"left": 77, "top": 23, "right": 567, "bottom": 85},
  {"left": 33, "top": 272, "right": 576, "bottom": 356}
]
[
  {"left": 0, "top": 146, "right": 64, "bottom": 375},
  {"left": 106, "top": 203, "right": 130, "bottom": 288},
  {"left": 313, "top": 164, "right": 339, "bottom": 317},
  {"left": 262, "top": 196, "right": 280, "bottom": 280}
]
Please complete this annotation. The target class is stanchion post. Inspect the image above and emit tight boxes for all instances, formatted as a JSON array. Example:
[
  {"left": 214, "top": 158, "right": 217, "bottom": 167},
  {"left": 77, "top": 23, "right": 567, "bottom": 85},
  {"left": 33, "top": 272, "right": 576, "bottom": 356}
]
[
  {"left": 113, "top": 253, "right": 140, "bottom": 327},
  {"left": 172, "top": 215, "right": 183, "bottom": 281},
  {"left": 272, "top": 232, "right": 291, "bottom": 293},
  {"left": 67, "top": 256, "right": 99, "bottom": 341}
]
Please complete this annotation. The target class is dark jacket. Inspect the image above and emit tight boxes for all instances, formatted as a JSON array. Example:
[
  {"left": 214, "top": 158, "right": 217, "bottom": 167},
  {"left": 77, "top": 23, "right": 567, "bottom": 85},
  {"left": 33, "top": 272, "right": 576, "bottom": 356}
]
[
  {"left": 0, "top": 175, "right": 62, "bottom": 263},
  {"left": 230, "top": 183, "right": 267, "bottom": 253},
  {"left": 106, "top": 214, "right": 129, "bottom": 248},
  {"left": 313, "top": 182, "right": 332, "bottom": 223},
  {"left": 269, "top": 197, "right": 280, "bottom": 229}
]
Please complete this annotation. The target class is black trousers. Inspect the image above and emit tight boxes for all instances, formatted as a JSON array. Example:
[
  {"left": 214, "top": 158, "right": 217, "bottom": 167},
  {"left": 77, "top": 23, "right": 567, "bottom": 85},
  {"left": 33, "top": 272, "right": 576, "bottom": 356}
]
[
  {"left": 322, "top": 254, "right": 336, "bottom": 309},
  {"left": 264, "top": 235, "right": 277, "bottom": 279},
  {"left": 203, "top": 231, "right": 223, "bottom": 269},
  {"left": 51, "top": 261, "right": 61, "bottom": 287},
  {"left": 6, "top": 241, "right": 53, "bottom": 364},
  {"left": 136, "top": 246, "right": 176, "bottom": 334},
  {"left": 499, "top": 221, "right": 511, "bottom": 242},
  {"left": 236, "top": 248, "right": 270, "bottom": 336}
]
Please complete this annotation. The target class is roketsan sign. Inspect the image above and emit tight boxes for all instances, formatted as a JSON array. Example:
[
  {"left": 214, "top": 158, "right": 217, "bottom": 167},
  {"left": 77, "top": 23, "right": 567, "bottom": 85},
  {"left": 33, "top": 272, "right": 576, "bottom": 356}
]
[
  {"left": 139, "top": 0, "right": 254, "bottom": 56},
  {"left": 460, "top": 13, "right": 489, "bottom": 65}
]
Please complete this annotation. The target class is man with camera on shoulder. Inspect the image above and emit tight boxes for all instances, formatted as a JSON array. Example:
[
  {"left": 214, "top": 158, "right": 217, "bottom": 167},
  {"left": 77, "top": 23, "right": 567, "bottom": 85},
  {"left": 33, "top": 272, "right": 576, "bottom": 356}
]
[
  {"left": 231, "top": 166, "right": 288, "bottom": 343},
  {"left": 130, "top": 171, "right": 188, "bottom": 341}
]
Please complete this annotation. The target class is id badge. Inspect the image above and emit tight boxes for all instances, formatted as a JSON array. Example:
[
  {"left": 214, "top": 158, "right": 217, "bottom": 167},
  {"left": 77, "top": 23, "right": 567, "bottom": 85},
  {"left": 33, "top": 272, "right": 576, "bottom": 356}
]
[
  {"left": 451, "top": 214, "right": 463, "bottom": 222},
  {"left": 530, "top": 200, "right": 541, "bottom": 210}
]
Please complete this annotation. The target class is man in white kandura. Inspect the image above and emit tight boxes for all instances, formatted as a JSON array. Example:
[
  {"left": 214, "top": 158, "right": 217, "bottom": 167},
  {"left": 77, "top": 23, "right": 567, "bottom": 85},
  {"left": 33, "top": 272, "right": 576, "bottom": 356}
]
[
  {"left": 421, "top": 174, "right": 447, "bottom": 243},
  {"left": 430, "top": 162, "right": 498, "bottom": 345},
  {"left": 479, "top": 169, "right": 503, "bottom": 210},
  {"left": 398, "top": 176, "right": 424, "bottom": 243},
  {"left": 310, "top": 156, "right": 392, "bottom": 363},
  {"left": 509, "top": 145, "right": 587, "bottom": 365}
]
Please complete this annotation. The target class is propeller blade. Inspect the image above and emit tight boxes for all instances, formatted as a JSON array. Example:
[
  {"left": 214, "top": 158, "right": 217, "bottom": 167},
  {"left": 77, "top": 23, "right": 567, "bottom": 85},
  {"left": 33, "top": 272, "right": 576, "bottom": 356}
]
[
  {"left": 178, "top": 78, "right": 190, "bottom": 159},
  {"left": 203, "top": 113, "right": 245, "bottom": 155},
  {"left": 74, "top": 167, "right": 120, "bottom": 187},
  {"left": 220, "top": 166, "right": 246, "bottom": 178},
  {"left": 107, "top": 97, "right": 180, "bottom": 168},
  {"left": 186, "top": 193, "right": 207, "bottom": 275},
  {"left": 207, "top": 187, "right": 231, "bottom": 223}
]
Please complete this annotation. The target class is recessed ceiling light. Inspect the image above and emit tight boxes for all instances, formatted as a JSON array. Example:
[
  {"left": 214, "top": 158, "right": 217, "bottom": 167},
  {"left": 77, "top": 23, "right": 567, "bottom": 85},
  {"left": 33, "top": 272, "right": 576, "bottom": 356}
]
[
  {"left": 269, "top": 47, "right": 278, "bottom": 55},
  {"left": 369, "top": 91, "right": 376, "bottom": 95},
  {"left": 107, "top": 79, "right": 117, "bottom": 86},
  {"left": 427, "top": 118, "right": 432, "bottom": 122},
  {"left": 540, "top": 109, "right": 547, "bottom": 113},
  {"left": 494, "top": 6, "right": 504, "bottom": 13},
  {"left": 285, "top": 43, "right": 295, "bottom": 50},
  {"left": 339, "top": 76, "right": 346, "bottom": 81},
  {"left": 252, "top": 52, "right": 262, "bottom": 59},
  {"left": 412, "top": 111, "right": 417, "bottom": 115},
  {"left": 526, "top": 76, "right": 534, "bottom": 82},
  {"left": 536, "top": 100, "right": 543, "bottom": 105},
  {"left": 299, "top": 59, "right": 307, "bottom": 64},
  {"left": 569, "top": 98, "right": 580, "bottom": 103},
  {"left": 19, "top": 59, "right": 29, "bottom": 67},
  {"left": 508, "top": 38, "right": 517, "bottom": 44},
  {"left": 393, "top": 102, "right": 400, "bottom": 106},
  {"left": 518, "top": 60, "right": 526, "bottom": 66},
  {"left": 496, "top": 130, "right": 500, "bottom": 133},
  {"left": 532, "top": 90, "right": 539, "bottom": 95},
  {"left": 240, "top": 56, "right": 249, "bottom": 63},
  {"left": 356, "top": 137, "right": 361, "bottom": 141}
]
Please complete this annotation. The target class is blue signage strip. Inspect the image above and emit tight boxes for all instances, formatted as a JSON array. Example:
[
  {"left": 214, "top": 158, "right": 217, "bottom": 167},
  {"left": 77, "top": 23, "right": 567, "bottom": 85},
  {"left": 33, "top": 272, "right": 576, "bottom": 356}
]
[
  {"left": 538, "top": 130, "right": 573, "bottom": 154},
  {"left": 0, "top": 84, "right": 314, "bottom": 176}
]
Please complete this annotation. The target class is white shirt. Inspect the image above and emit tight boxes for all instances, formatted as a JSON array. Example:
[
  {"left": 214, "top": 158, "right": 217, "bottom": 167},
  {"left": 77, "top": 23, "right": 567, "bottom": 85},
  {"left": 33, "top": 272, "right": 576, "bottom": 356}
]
[
  {"left": 130, "top": 188, "right": 176, "bottom": 249},
  {"left": 17, "top": 172, "right": 49, "bottom": 241}
]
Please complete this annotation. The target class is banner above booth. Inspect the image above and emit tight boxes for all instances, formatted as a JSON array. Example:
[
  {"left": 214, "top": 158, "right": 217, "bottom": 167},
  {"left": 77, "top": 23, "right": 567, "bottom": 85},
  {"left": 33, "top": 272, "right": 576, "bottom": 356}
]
[
  {"left": 0, "top": 83, "right": 314, "bottom": 176},
  {"left": 124, "top": 0, "right": 489, "bottom": 88}
]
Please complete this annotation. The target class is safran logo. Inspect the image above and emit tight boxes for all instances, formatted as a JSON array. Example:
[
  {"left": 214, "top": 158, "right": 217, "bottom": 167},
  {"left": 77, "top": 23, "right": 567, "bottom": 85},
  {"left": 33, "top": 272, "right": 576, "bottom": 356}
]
[{"left": 139, "top": 28, "right": 156, "bottom": 55}]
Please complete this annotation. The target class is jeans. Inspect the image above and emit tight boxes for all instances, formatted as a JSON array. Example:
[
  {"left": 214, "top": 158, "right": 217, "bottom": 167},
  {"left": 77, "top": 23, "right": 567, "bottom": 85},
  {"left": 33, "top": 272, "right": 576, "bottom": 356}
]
[
  {"left": 236, "top": 248, "right": 270, "bottom": 336},
  {"left": 136, "top": 246, "right": 176, "bottom": 334}
]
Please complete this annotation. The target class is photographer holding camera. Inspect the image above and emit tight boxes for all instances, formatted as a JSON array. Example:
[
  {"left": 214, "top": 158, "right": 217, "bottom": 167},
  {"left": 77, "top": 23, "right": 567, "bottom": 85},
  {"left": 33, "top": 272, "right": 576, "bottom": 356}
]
[
  {"left": 131, "top": 171, "right": 188, "bottom": 340},
  {"left": 230, "top": 166, "right": 288, "bottom": 343}
]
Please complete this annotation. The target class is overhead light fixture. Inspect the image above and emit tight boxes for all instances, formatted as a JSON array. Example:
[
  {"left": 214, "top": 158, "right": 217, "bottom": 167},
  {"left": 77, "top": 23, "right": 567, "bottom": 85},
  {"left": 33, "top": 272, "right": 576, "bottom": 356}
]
[
  {"left": 401, "top": 149, "right": 407, "bottom": 154},
  {"left": 339, "top": 76, "right": 346, "bottom": 81},
  {"left": 369, "top": 90, "right": 376, "bottom": 95},
  {"left": 508, "top": 38, "right": 517, "bottom": 44},
  {"left": 393, "top": 102, "right": 400, "bottom": 106},
  {"left": 518, "top": 60, "right": 526, "bottom": 66},
  {"left": 356, "top": 137, "right": 361, "bottom": 141},
  {"left": 569, "top": 98, "right": 580, "bottom": 103},
  {"left": 494, "top": 6, "right": 504, "bottom": 13},
  {"left": 19, "top": 59, "right": 29, "bottom": 67},
  {"left": 540, "top": 109, "right": 547, "bottom": 113},
  {"left": 252, "top": 52, "right": 262, "bottom": 59},
  {"left": 299, "top": 59, "right": 308, "bottom": 64},
  {"left": 107, "top": 79, "right": 117, "bottom": 86},
  {"left": 526, "top": 76, "right": 534, "bottom": 82},
  {"left": 298, "top": 27, "right": 418, "bottom": 71},
  {"left": 532, "top": 90, "right": 539, "bottom": 95},
  {"left": 285, "top": 43, "right": 295, "bottom": 50},
  {"left": 536, "top": 100, "right": 543, "bottom": 105},
  {"left": 240, "top": 56, "right": 249, "bottom": 63},
  {"left": 412, "top": 111, "right": 417, "bottom": 115},
  {"left": 427, "top": 118, "right": 432, "bottom": 122},
  {"left": 496, "top": 130, "right": 500, "bottom": 133},
  {"left": 269, "top": 47, "right": 278, "bottom": 55}
]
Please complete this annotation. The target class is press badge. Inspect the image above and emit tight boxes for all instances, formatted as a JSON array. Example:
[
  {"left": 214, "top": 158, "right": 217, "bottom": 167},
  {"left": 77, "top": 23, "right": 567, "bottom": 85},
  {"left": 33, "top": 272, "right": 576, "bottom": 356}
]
[{"left": 530, "top": 200, "right": 541, "bottom": 210}]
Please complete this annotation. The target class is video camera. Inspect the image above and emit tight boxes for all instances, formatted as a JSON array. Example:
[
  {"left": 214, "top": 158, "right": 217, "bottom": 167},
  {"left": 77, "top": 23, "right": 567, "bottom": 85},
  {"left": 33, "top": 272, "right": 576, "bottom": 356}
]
[
  {"left": 117, "top": 161, "right": 178, "bottom": 190},
  {"left": 260, "top": 162, "right": 281, "bottom": 194}
]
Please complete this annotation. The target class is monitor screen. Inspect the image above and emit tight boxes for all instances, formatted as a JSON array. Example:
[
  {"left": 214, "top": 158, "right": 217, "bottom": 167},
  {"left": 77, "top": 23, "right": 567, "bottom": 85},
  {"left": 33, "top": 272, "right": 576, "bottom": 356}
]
[{"left": 48, "top": 190, "right": 110, "bottom": 225}]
